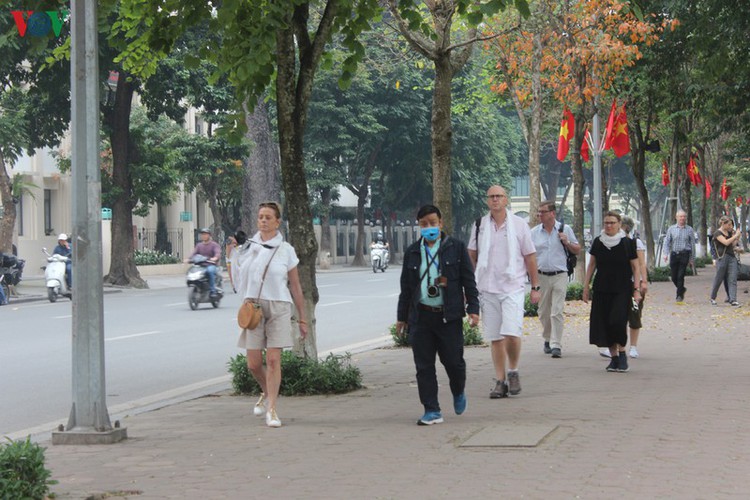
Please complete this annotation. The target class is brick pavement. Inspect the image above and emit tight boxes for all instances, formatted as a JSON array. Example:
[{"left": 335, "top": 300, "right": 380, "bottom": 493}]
[{"left": 42, "top": 267, "right": 750, "bottom": 499}]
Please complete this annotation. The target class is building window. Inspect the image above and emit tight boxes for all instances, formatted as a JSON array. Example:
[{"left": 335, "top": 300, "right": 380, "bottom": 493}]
[
  {"left": 194, "top": 116, "right": 203, "bottom": 136},
  {"left": 511, "top": 176, "right": 529, "bottom": 197},
  {"left": 17, "top": 195, "right": 24, "bottom": 236},
  {"left": 44, "top": 189, "right": 53, "bottom": 236}
]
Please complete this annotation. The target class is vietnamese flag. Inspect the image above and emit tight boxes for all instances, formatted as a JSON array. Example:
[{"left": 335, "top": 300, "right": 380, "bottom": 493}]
[
  {"left": 611, "top": 105, "right": 630, "bottom": 157},
  {"left": 737, "top": 196, "right": 744, "bottom": 207},
  {"left": 686, "top": 155, "right": 702, "bottom": 186},
  {"left": 661, "top": 160, "right": 670, "bottom": 186},
  {"left": 603, "top": 99, "right": 617, "bottom": 150},
  {"left": 556, "top": 108, "right": 575, "bottom": 161},
  {"left": 581, "top": 127, "right": 590, "bottom": 162},
  {"left": 704, "top": 178, "right": 712, "bottom": 199},
  {"left": 721, "top": 178, "right": 730, "bottom": 201}
]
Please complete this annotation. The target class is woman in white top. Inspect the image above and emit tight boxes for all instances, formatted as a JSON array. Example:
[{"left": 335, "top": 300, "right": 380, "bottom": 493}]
[{"left": 228, "top": 202, "right": 308, "bottom": 428}]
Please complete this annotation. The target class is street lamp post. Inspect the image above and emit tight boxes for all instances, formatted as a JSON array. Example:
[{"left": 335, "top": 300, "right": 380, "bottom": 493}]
[{"left": 52, "top": 0, "right": 126, "bottom": 445}]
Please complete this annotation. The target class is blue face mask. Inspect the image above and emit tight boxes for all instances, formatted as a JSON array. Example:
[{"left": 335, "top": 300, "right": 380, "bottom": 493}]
[{"left": 420, "top": 227, "right": 440, "bottom": 242}]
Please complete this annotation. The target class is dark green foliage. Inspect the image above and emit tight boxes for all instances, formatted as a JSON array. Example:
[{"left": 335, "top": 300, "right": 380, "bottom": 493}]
[
  {"left": 0, "top": 437, "right": 55, "bottom": 500},
  {"left": 649, "top": 265, "right": 695, "bottom": 282},
  {"left": 390, "top": 319, "right": 484, "bottom": 347},
  {"left": 565, "top": 281, "right": 593, "bottom": 301},
  {"left": 227, "top": 352, "right": 362, "bottom": 396},
  {"left": 524, "top": 293, "right": 539, "bottom": 317},
  {"left": 694, "top": 256, "right": 713, "bottom": 268}
]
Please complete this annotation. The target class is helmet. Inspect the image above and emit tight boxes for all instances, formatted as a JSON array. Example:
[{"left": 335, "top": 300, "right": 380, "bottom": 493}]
[
  {"left": 57, "top": 233, "right": 68, "bottom": 241},
  {"left": 376, "top": 231, "right": 384, "bottom": 241},
  {"left": 199, "top": 227, "right": 211, "bottom": 234}
]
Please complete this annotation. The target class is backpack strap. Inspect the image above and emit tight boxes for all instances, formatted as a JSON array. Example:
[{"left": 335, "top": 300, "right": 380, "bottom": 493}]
[{"left": 474, "top": 217, "right": 482, "bottom": 256}]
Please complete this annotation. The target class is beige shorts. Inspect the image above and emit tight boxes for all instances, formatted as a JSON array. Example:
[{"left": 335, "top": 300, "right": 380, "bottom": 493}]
[
  {"left": 480, "top": 291, "right": 525, "bottom": 341},
  {"left": 237, "top": 299, "right": 293, "bottom": 350}
]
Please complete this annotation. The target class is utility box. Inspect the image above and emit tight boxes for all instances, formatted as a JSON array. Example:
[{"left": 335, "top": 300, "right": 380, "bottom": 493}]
[
  {"left": 180, "top": 211, "right": 192, "bottom": 222},
  {"left": 101, "top": 208, "right": 112, "bottom": 220}
]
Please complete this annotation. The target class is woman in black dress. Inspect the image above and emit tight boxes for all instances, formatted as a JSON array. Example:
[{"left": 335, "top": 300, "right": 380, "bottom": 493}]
[{"left": 582, "top": 212, "right": 642, "bottom": 373}]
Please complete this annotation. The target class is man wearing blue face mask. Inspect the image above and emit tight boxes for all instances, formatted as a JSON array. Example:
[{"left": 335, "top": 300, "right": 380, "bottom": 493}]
[{"left": 396, "top": 204, "right": 480, "bottom": 426}]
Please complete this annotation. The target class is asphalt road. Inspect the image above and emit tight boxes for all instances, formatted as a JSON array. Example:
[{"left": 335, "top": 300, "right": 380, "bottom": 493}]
[{"left": 1, "top": 268, "right": 400, "bottom": 437}]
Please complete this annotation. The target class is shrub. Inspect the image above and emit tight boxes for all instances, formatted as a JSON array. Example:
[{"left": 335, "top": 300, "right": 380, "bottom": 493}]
[
  {"left": 227, "top": 351, "right": 362, "bottom": 396},
  {"left": 0, "top": 437, "right": 55, "bottom": 500},
  {"left": 694, "top": 256, "right": 713, "bottom": 268},
  {"left": 649, "top": 265, "right": 696, "bottom": 282},
  {"left": 134, "top": 249, "right": 181, "bottom": 266},
  {"left": 390, "top": 319, "right": 484, "bottom": 347},
  {"left": 524, "top": 293, "right": 538, "bottom": 317}
]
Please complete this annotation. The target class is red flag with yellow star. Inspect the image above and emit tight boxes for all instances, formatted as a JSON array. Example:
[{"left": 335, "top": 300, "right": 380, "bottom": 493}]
[
  {"left": 610, "top": 105, "right": 630, "bottom": 157},
  {"left": 580, "top": 127, "right": 590, "bottom": 162},
  {"left": 721, "top": 178, "right": 730, "bottom": 201},
  {"left": 603, "top": 99, "right": 617, "bottom": 150},
  {"left": 704, "top": 178, "right": 711, "bottom": 199},
  {"left": 661, "top": 160, "right": 670, "bottom": 186},
  {"left": 557, "top": 109, "right": 575, "bottom": 161}
]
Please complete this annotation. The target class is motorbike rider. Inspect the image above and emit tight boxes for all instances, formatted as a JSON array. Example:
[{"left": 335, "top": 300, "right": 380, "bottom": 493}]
[
  {"left": 186, "top": 228, "right": 221, "bottom": 297},
  {"left": 53, "top": 233, "right": 72, "bottom": 289},
  {"left": 371, "top": 231, "right": 390, "bottom": 263}
]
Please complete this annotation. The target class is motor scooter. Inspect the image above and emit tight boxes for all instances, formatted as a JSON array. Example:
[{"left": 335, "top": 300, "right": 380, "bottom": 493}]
[
  {"left": 1, "top": 252, "right": 25, "bottom": 304},
  {"left": 42, "top": 248, "right": 71, "bottom": 302},
  {"left": 370, "top": 243, "right": 389, "bottom": 273},
  {"left": 186, "top": 254, "right": 224, "bottom": 310}
]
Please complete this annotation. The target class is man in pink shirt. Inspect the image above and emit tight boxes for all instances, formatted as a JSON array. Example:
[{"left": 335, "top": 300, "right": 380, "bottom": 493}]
[{"left": 468, "top": 185, "right": 540, "bottom": 398}]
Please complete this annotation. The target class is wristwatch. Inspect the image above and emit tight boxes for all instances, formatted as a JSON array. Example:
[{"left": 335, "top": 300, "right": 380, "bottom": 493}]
[{"left": 531, "top": 286, "right": 541, "bottom": 291}]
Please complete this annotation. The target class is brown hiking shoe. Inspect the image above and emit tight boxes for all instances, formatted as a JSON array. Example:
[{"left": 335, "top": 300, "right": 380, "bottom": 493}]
[
  {"left": 489, "top": 379, "right": 508, "bottom": 399},
  {"left": 507, "top": 371, "right": 521, "bottom": 395}
]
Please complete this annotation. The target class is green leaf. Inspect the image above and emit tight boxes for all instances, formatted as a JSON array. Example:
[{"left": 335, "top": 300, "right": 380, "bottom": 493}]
[{"left": 514, "top": 0, "right": 531, "bottom": 18}]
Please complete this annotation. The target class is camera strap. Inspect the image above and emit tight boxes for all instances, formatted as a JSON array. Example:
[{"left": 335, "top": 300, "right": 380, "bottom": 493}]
[{"left": 421, "top": 244, "right": 440, "bottom": 286}]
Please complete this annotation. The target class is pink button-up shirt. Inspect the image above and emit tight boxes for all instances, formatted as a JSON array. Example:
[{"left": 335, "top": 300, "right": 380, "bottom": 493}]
[{"left": 468, "top": 213, "right": 536, "bottom": 295}]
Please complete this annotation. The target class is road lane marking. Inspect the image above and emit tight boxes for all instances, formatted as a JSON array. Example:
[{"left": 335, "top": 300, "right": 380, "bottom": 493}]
[
  {"left": 164, "top": 302, "right": 185, "bottom": 307},
  {"left": 387, "top": 292, "right": 400, "bottom": 297},
  {"left": 107, "top": 331, "right": 161, "bottom": 342},
  {"left": 54, "top": 315, "right": 72, "bottom": 319},
  {"left": 366, "top": 278, "right": 385, "bottom": 282},
  {"left": 318, "top": 300, "right": 353, "bottom": 307}
]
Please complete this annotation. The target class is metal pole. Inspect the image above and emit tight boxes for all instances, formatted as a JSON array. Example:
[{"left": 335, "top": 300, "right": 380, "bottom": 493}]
[
  {"left": 592, "top": 111, "right": 602, "bottom": 236},
  {"left": 53, "top": 0, "right": 126, "bottom": 445}
]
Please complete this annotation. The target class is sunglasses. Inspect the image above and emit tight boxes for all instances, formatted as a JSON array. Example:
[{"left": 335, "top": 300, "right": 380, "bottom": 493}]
[{"left": 488, "top": 194, "right": 506, "bottom": 199}]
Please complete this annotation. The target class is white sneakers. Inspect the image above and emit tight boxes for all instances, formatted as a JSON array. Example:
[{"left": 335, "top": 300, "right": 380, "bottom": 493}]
[
  {"left": 253, "top": 393, "right": 266, "bottom": 416},
  {"left": 265, "top": 409, "right": 281, "bottom": 428},
  {"left": 629, "top": 346, "right": 639, "bottom": 358},
  {"left": 598, "top": 347, "right": 611, "bottom": 358}
]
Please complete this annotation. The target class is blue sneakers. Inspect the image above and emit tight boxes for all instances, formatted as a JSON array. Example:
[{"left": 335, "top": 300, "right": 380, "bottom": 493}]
[
  {"left": 453, "top": 393, "right": 467, "bottom": 415},
  {"left": 417, "top": 411, "right": 444, "bottom": 425}
]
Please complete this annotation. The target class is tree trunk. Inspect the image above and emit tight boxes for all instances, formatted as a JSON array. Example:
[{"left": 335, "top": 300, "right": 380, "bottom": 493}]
[
  {"left": 351, "top": 188, "right": 367, "bottom": 267},
  {"left": 432, "top": 57, "right": 454, "bottom": 233},
  {"left": 629, "top": 119, "right": 655, "bottom": 270},
  {"left": 104, "top": 75, "right": 146, "bottom": 288},
  {"left": 319, "top": 186, "right": 332, "bottom": 257},
  {"left": 527, "top": 32, "right": 543, "bottom": 227},
  {"left": 0, "top": 154, "right": 16, "bottom": 254},
  {"left": 276, "top": 23, "right": 319, "bottom": 359},
  {"left": 242, "top": 99, "right": 281, "bottom": 235}
]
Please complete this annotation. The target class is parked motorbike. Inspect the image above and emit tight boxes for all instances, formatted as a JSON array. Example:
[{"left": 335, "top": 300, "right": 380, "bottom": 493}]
[
  {"left": 186, "top": 255, "right": 224, "bottom": 310},
  {"left": 42, "top": 248, "right": 71, "bottom": 302},
  {"left": 370, "top": 243, "right": 389, "bottom": 273},
  {"left": 1, "top": 252, "right": 25, "bottom": 304}
]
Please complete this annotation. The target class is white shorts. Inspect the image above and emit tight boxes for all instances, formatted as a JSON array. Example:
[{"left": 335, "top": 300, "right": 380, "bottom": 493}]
[{"left": 480, "top": 291, "right": 524, "bottom": 341}]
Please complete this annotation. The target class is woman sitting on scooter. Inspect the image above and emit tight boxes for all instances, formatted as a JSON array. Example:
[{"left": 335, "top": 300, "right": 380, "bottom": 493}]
[{"left": 53, "top": 233, "right": 72, "bottom": 289}]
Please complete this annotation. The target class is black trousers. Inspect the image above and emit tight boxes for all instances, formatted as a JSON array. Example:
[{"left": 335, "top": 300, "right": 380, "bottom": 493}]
[
  {"left": 670, "top": 251, "right": 690, "bottom": 296},
  {"left": 409, "top": 310, "right": 465, "bottom": 413}
]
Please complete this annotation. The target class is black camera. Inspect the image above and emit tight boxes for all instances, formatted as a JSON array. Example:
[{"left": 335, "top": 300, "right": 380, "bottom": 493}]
[
  {"left": 427, "top": 285, "right": 440, "bottom": 298},
  {"left": 234, "top": 230, "right": 247, "bottom": 245}
]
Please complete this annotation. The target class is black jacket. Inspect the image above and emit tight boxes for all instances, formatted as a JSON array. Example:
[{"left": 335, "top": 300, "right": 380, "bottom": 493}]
[{"left": 397, "top": 234, "right": 479, "bottom": 324}]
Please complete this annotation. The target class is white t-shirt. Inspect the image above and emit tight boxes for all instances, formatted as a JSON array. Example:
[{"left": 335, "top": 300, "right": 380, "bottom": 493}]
[{"left": 231, "top": 232, "right": 299, "bottom": 303}]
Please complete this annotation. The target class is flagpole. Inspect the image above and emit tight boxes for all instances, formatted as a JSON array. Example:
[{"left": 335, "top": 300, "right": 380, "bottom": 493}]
[{"left": 592, "top": 110, "right": 602, "bottom": 236}]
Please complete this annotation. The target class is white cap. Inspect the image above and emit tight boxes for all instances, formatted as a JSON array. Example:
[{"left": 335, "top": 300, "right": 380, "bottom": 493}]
[{"left": 57, "top": 233, "right": 68, "bottom": 241}]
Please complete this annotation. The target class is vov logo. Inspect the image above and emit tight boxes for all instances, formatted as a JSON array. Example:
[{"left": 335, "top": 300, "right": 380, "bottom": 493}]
[{"left": 11, "top": 10, "right": 70, "bottom": 37}]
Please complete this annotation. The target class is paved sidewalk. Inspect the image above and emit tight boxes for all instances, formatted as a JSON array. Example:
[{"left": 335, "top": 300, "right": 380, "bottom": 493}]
[{"left": 41, "top": 267, "right": 750, "bottom": 499}]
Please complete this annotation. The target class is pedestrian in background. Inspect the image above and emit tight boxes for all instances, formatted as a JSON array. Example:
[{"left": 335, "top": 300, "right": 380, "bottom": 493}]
[
  {"left": 469, "top": 185, "right": 540, "bottom": 398},
  {"left": 583, "top": 212, "right": 641, "bottom": 373},
  {"left": 709, "top": 216, "right": 742, "bottom": 307},
  {"left": 622, "top": 217, "right": 648, "bottom": 359},
  {"left": 663, "top": 209, "right": 695, "bottom": 302},
  {"left": 530, "top": 201, "right": 580, "bottom": 359},
  {"left": 396, "top": 204, "right": 479, "bottom": 426},
  {"left": 228, "top": 202, "right": 308, "bottom": 428}
]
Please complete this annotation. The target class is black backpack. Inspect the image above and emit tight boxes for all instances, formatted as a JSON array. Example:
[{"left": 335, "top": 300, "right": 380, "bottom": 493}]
[{"left": 558, "top": 223, "right": 577, "bottom": 276}]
